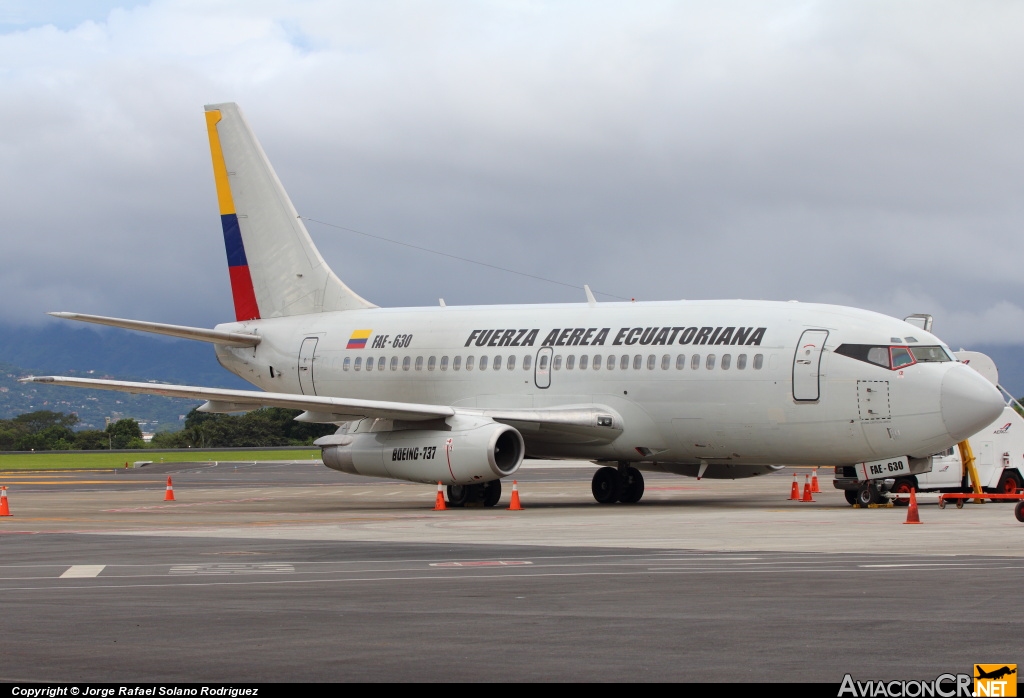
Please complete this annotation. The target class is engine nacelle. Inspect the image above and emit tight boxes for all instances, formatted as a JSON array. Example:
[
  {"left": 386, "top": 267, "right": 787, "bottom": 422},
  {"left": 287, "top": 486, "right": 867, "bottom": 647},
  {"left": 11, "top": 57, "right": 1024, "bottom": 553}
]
[{"left": 318, "top": 416, "right": 524, "bottom": 485}]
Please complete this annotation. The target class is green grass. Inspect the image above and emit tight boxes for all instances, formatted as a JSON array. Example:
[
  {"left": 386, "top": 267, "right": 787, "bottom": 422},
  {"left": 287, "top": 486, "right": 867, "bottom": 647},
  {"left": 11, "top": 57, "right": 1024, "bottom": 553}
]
[{"left": 0, "top": 449, "right": 321, "bottom": 471}]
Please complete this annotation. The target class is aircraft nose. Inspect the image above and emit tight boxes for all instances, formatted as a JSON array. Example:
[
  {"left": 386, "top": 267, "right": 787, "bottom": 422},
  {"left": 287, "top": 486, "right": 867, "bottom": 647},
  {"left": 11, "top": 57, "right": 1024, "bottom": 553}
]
[{"left": 940, "top": 364, "right": 1004, "bottom": 442}]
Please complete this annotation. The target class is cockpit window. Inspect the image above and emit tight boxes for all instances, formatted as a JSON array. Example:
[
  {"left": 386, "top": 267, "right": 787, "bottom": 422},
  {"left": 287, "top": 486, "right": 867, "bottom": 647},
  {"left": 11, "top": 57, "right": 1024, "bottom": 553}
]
[
  {"left": 837, "top": 344, "right": 892, "bottom": 368},
  {"left": 891, "top": 346, "right": 915, "bottom": 368},
  {"left": 836, "top": 343, "right": 953, "bottom": 370},
  {"left": 912, "top": 345, "right": 954, "bottom": 362}
]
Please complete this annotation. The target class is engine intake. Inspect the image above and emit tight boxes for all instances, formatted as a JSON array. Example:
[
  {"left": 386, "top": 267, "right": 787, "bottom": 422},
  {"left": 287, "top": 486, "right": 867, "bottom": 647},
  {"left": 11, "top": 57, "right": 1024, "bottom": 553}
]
[{"left": 319, "top": 416, "right": 524, "bottom": 485}]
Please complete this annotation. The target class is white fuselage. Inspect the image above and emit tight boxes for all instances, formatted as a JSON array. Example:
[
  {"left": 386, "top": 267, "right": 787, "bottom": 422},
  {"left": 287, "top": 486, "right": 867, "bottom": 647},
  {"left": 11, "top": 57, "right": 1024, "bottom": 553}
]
[{"left": 212, "top": 298, "right": 999, "bottom": 468}]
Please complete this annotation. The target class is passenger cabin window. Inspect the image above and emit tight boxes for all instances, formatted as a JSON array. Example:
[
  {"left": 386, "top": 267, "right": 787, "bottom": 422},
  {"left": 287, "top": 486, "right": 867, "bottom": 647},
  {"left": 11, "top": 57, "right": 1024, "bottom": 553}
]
[
  {"left": 523, "top": 355, "right": 532, "bottom": 371},
  {"left": 354, "top": 357, "right": 362, "bottom": 371},
  {"left": 579, "top": 355, "right": 589, "bottom": 370},
  {"left": 753, "top": 354, "right": 763, "bottom": 370},
  {"left": 415, "top": 356, "right": 423, "bottom": 371},
  {"left": 566, "top": 355, "right": 575, "bottom": 370},
  {"left": 507, "top": 355, "right": 516, "bottom": 370},
  {"left": 343, "top": 357, "right": 351, "bottom": 371},
  {"left": 480, "top": 356, "right": 489, "bottom": 370},
  {"left": 621, "top": 355, "right": 630, "bottom": 370},
  {"left": 466, "top": 356, "right": 475, "bottom": 371},
  {"left": 440, "top": 356, "right": 449, "bottom": 371},
  {"left": 428, "top": 356, "right": 436, "bottom": 371},
  {"left": 592, "top": 354, "right": 601, "bottom": 370},
  {"left": 736, "top": 354, "right": 747, "bottom": 370},
  {"left": 366, "top": 356, "right": 374, "bottom": 371},
  {"left": 553, "top": 355, "right": 562, "bottom": 370},
  {"left": 706, "top": 354, "right": 716, "bottom": 370},
  {"left": 453, "top": 356, "right": 462, "bottom": 371},
  {"left": 377, "top": 357, "right": 386, "bottom": 371},
  {"left": 661, "top": 354, "right": 670, "bottom": 370},
  {"left": 494, "top": 355, "right": 502, "bottom": 370},
  {"left": 633, "top": 355, "right": 642, "bottom": 370},
  {"left": 390, "top": 356, "right": 398, "bottom": 371},
  {"left": 402, "top": 356, "right": 411, "bottom": 371},
  {"left": 607, "top": 355, "right": 616, "bottom": 370},
  {"left": 721, "top": 354, "right": 731, "bottom": 370},
  {"left": 691, "top": 354, "right": 701, "bottom": 370},
  {"left": 676, "top": 354, "right": 686, "bottom": 370}
]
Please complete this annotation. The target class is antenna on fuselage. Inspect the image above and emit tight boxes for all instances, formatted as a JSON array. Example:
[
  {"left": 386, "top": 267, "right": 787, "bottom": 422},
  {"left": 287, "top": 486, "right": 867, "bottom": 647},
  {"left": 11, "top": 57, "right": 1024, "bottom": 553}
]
[{"left": 584, "top": 285, "right": 597, "bottom": 307}]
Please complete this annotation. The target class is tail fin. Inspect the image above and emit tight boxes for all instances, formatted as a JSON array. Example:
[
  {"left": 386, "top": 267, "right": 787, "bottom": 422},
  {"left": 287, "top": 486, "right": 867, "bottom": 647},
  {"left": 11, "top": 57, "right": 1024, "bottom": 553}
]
[{"left": 204, "top": 103, "right": 375, "bottom": 320}]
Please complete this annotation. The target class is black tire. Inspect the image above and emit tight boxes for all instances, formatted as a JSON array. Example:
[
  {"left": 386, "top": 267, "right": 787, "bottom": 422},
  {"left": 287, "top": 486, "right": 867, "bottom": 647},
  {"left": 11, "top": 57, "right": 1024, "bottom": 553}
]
[
  {"left": 592, "top": 466, "right": 623, "bottom": 504},
  {"left": 619, "top": 467, "right": 645, "bottom": 504},
  {"left": 856, "top": 484, "right": 882, "bottom": 507},
  {"left": 482, "top": 480, "right": 502, "bottom": 508},
  {"left": 844, "top": 489, "right": 858, "bottom": 506},
  {"left": 997, "top": 471, "right": 1023, "bottom": 500},
  {"left": 1015, "top": 501, "right": 1024, "bottom": 523},
  {"left": 890, "top": 478, "right": 916, "bottom": 507},
  {"left": 446, "top": 484, "right": 470, "bottom": 508}
]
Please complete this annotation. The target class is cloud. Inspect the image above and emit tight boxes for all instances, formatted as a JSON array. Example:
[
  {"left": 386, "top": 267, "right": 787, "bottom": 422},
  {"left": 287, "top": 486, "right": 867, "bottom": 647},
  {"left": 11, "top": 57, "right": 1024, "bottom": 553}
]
[{"left": 1, "top": 1, "right": 1024, "bottom": 347}]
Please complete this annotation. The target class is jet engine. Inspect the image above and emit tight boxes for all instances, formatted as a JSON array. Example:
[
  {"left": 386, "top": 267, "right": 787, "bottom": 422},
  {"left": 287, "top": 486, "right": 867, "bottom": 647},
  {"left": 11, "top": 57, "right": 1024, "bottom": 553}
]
[{"left": 317, "top": 415, "right": 524, "bottom": 485}]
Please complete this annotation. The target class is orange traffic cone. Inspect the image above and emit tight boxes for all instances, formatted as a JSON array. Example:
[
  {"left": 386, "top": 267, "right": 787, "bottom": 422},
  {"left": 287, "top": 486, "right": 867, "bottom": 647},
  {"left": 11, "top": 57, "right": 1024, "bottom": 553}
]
[
  {"left": 904, "top": 488, "right": 922, "bottom": 524},
  {"left": 0, "top": 486, "right": 11, "bottom": 516},
  {"left": 789, "top": 473, "right": 800, "bottom": 500},
  {"left": 164, "top": 476, "right": 175, "bottom": 501},
  {"left": 800, "top": 474, "right": 815, "bottom": 502},
  {"left": 433, "top": 482, "right": 447, "bottom": 511},
  {"left": 811, "top": 467, "right": 821, "bottom": 493},
  {"left": 507, "top": 480, "right": 522, "bottom": 511}
]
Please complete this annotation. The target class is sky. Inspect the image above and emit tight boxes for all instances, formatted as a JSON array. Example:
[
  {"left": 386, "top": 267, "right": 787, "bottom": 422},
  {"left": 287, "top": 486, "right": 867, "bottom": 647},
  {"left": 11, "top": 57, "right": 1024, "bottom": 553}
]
[{"left": 2, "top": 1, "right": 1024, "bottom": 351}]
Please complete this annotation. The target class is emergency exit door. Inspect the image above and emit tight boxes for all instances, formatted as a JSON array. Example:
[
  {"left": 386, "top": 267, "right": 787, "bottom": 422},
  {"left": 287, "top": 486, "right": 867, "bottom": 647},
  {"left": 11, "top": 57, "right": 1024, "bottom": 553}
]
[
  {"left": 793, "top": 329, "right": 828, "bottom": 402},
  {"left": 298, "top": 337, "right": 319, "bottom": 395}
]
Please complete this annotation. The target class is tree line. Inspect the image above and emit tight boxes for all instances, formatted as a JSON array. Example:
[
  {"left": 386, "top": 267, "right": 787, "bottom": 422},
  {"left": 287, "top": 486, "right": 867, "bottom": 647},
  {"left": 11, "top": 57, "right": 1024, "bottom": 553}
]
[{"left": 0, "top": 408, "right": 336, "bottom": 451}]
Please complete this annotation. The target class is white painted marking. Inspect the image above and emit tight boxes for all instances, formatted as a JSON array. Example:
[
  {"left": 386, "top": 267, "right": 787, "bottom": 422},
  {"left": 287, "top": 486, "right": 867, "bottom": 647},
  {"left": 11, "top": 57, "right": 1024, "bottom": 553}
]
[{"left": 60, "top": 565, "right": 105, "bottom": 578}]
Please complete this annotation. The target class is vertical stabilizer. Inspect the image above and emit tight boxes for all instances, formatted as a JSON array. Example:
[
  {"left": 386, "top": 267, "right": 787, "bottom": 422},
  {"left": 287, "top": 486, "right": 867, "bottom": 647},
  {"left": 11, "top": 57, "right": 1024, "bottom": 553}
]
[{"left": 204, "top": 103, "right": 375, "bottom": 320}]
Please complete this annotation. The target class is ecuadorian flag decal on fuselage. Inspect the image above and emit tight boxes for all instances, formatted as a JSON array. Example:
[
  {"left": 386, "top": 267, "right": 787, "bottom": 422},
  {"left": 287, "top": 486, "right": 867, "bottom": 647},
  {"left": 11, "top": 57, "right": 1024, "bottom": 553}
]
[
  {"left": 347, "top": 330, "right": 372, "bottom": 349},
  {"left": 205, "top": 108, "right": 260, "bottom": 322}
]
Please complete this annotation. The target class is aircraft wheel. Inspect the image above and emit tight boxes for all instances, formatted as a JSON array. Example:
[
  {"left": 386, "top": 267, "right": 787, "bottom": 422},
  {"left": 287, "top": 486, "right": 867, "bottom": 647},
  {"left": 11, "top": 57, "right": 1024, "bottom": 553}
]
[
  {"left": 856, "top": 484, "right": 881, "bottom": 507},
  {"left": 890, "top": 478, "right": 915, "bottom": 507},
  {"left": 844, "top": 490, "right": 858, "bottom": 506},
  {"left": 1014, "top": 501, "right": 1024, "bottom": 523},
  {"left": 482, "top": 480, "right": 502, "bottom": 508},
  {"left": 592, "top": 467, "right": 623, "bottom": 504},
  {"left": 997, "top": 472, "right": 1022, "bottom": 500},
  {"left": 619, "top": 467, "right": 645, "bottom": 504},
  {"left": 446, "top": 484, "right": 470, "bottom": 508}
]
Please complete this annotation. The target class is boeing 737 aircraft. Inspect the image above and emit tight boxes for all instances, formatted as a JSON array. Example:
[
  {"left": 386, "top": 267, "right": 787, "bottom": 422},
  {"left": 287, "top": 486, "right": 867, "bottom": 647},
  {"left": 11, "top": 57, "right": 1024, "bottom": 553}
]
[{"left": 24, "top": 103, "right": 1005, "bottom": 507}]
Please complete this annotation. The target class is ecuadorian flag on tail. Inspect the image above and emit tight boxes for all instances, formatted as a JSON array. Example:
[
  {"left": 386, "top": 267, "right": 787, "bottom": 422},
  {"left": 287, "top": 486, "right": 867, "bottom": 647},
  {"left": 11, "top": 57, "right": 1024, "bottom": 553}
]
[
  {"left": 205, "top": 108, "right": 260, "bottom": 322},
  {"left": 347, "top": 330, "right": 372, "bottom": 349}
]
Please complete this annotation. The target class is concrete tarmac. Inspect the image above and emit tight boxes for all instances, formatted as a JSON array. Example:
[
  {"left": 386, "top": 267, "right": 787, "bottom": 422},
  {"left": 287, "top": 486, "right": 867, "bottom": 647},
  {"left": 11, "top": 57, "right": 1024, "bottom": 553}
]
[{"left": 1, "top": 462, "right": 1021, "bottom": 682}]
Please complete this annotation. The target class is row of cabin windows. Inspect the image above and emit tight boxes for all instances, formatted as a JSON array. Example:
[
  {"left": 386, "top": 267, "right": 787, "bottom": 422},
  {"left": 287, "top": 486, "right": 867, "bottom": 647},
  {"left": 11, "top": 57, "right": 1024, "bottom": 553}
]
[{"left": 341, "top": 353, "right": 765, "bottom": 373}]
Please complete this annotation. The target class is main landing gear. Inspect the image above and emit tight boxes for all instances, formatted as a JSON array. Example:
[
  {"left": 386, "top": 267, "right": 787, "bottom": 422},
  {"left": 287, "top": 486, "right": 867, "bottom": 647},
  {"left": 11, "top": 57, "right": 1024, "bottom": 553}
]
[
  {"left": 592, "top": 463, "right": 645, "bottom": 504},
  {"left": 446, "top": 480, "right": 502, "bottom": 508}
]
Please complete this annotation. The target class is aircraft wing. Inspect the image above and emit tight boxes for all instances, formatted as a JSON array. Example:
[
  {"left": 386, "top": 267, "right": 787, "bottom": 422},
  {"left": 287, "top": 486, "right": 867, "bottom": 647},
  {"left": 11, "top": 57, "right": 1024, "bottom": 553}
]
[
  {"left": 20, "top": 376, "right": 453, "bottom": 422},
  {"left": 18, "top": 377, "right": 624, "bottom": 443}
]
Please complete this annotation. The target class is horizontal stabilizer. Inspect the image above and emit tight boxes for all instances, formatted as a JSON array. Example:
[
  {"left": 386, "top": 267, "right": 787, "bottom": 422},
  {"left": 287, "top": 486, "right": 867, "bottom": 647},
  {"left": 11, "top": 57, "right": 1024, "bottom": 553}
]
[{"left": 49, "top": 312, "right": 260, "bottom": 348}]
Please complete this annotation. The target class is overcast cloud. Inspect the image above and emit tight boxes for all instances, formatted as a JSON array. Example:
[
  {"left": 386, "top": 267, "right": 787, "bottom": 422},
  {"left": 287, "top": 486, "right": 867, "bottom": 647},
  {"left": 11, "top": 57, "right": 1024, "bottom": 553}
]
[{"left": 2, "top": 1, "right": 1023, "bottom": 350}]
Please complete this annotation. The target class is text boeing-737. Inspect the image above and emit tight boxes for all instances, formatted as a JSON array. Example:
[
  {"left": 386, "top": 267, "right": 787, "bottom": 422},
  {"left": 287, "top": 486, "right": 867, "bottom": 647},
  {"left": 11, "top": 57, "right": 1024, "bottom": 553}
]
[{"left": 23, "top": 103, "right": 1004, "bottom": 507}]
